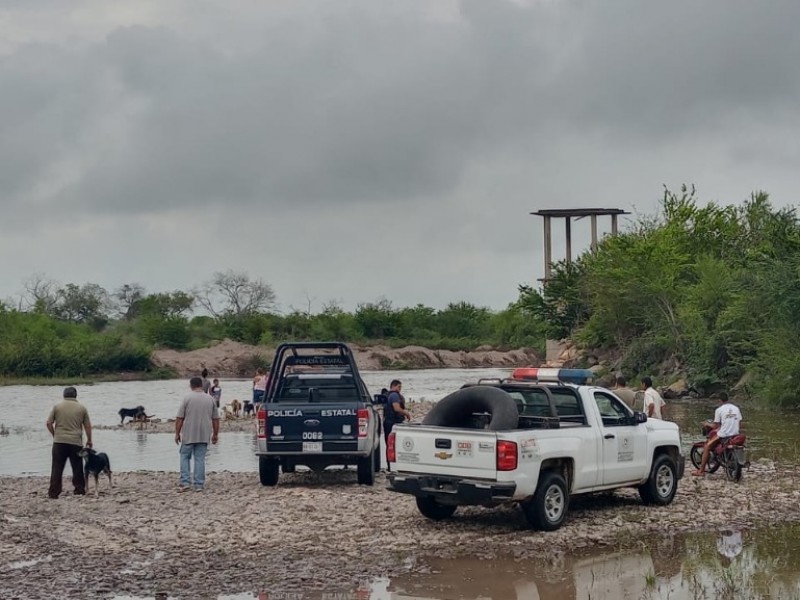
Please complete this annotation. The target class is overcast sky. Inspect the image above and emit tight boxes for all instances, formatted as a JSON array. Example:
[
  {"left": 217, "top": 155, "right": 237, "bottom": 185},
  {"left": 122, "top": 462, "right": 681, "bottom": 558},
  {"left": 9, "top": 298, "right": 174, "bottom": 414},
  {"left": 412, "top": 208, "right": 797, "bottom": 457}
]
[{"left": 2, "top": 0, "right": 799, "bottom": 313}]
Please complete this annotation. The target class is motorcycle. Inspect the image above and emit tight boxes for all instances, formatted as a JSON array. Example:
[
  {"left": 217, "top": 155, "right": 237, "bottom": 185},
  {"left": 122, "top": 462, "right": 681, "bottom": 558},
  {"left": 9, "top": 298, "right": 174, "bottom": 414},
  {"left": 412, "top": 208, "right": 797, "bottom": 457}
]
[{"left": 690, "top": 421, "right": 749, "bottom": 482}]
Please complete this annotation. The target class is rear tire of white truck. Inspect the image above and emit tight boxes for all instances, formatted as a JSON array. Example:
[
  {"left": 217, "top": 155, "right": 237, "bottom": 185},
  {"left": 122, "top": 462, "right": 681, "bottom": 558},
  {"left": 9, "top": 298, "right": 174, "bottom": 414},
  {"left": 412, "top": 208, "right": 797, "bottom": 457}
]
[
  {"left": 416, "top": 496, "right": 457, "bottom": 521},
  {"left": 259, "top": 457, "right": 280, "bottom": 487},
  {"left": 522, "top": 471, "right": 569, "bottom": 531},
  {"left": 357, "top": 454, "right": 375, "bottom": 486},
  {"left": 638, "top": 454, "right": 677, "bottom": 505}
]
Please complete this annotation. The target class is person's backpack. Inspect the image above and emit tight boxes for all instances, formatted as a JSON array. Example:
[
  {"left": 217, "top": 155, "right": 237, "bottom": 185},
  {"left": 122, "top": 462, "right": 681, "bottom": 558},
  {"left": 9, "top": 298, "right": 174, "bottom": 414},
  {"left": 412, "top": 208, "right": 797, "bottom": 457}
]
[{"left": 374, "top": 388, "right": 389, "bottom": 406}]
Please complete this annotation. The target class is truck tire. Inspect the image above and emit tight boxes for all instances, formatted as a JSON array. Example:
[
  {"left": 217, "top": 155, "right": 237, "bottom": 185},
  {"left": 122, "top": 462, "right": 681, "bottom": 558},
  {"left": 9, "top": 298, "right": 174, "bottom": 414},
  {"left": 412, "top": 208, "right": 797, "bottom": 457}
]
[
  {"left": 259, "top": 457, "right": 280, "bottom": 487},
  {"left": 638, "top": 454, "right": 678, "bottom": 505},
  {"left": 357, "top": 455, "right": 375, "bottom": 486},
  {"left": 416, "top": 496, "right": 457, "bottom": 521},
  {"left": 422, "top": 386, "right": 519, "bottom": 430},
  {"left": 522, "top": 471, "right": 569, "bottom": 531}
]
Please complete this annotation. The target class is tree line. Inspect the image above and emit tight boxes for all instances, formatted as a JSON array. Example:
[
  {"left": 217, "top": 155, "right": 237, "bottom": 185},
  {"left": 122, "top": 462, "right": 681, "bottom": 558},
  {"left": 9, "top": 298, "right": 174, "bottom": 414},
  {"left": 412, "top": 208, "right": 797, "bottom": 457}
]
[{"left": 0, "top": 270, "right": 546, "bottom": 378}]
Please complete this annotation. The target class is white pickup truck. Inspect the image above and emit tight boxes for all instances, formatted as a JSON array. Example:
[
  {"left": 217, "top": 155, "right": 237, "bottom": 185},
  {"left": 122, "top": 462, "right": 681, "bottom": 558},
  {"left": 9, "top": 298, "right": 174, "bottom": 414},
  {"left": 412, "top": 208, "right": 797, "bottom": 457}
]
[{"left": 386, "top": 370, "right": 684, "bottom": 531}]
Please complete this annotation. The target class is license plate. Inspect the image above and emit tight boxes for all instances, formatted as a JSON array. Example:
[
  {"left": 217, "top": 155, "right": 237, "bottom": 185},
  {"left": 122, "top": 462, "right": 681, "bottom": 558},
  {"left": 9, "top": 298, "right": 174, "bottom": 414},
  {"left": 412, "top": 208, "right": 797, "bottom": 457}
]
[{"left": 302, "top": 442, "right": 322, "bottom": 452}]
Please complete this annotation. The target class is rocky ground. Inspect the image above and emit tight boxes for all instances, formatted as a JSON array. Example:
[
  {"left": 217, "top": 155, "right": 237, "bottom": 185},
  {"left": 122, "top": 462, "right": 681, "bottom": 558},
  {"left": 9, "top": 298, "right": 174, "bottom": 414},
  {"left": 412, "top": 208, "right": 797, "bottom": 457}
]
[{"left": 1, "top": 460, "right": 799, "bottom": 599}]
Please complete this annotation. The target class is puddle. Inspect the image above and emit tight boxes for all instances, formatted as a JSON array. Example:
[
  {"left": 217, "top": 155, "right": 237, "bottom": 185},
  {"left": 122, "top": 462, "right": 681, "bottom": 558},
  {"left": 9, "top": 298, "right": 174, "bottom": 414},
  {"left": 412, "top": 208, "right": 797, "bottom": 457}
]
[{"left": 102, "top": 525, "right": 800, "bottom": 599}]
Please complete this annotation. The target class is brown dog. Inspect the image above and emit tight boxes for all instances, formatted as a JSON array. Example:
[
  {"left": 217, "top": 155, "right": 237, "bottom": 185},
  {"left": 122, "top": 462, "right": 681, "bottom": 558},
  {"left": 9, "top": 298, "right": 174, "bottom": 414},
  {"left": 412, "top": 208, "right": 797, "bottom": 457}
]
[{"left": 230, "top": 398, "right": 242, "bottom": 418}]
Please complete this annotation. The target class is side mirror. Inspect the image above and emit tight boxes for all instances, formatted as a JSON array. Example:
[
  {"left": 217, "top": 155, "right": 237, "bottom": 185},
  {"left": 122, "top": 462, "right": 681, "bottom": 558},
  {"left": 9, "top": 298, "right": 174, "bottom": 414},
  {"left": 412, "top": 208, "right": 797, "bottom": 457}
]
[{"left": 634, "top": 411, "right": 648, "bottom": 424}]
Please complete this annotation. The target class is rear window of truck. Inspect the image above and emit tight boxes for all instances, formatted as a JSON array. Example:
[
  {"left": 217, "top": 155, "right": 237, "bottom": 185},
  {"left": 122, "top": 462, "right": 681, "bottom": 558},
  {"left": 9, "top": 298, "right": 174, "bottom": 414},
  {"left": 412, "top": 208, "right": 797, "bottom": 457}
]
[
  {"left": 275, "top": 375, "right": 360, "bottom": 403},
  {"left": 506, "top": 387, "right": 586, "bottom": 426}
]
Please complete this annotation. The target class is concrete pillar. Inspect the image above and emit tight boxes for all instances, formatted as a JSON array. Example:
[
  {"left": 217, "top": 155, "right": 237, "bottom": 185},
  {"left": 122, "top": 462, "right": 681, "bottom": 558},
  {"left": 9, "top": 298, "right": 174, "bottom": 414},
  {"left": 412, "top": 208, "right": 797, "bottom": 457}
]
[
  {"left": 611, "top": 214, "right": 618, "bottom": 235},
  {"left": 591, "top": 214, "right": 598, "bottom": 251},
  {"left": 565, "top": 217, "right": 572, "bottom": 263},
  {"left": 543, "top": 216, "right": 552, "bottom": 280}
]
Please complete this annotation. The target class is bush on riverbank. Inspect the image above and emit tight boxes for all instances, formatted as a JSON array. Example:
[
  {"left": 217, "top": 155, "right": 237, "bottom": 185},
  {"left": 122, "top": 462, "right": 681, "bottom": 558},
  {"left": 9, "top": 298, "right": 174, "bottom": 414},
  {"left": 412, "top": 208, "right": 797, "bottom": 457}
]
[
  {"left": 0, "top": 308, "right": 152, "bottom": 377},
  {"left": 517, "top": 186, "right": 800, "bottom": 406}
]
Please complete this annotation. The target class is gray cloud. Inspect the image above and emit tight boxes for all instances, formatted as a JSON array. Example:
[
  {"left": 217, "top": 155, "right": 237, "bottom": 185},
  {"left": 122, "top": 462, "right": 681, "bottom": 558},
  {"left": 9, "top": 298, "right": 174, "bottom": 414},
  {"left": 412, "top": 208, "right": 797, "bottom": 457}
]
[{"left": 1, "top": 0, "right": 799, "bottom": 310}]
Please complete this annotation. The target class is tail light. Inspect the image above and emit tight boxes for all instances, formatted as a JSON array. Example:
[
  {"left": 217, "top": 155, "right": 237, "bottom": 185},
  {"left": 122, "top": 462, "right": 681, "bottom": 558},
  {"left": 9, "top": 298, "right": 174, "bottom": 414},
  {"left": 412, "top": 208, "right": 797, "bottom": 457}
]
[
  {"left": 497, "top": 440, "right": 518, "bottom": 471},
  {"left": 257, "top": 409, "right": 267, "bottom": 438},
  {"left": 387, "top": 431, "right": 397, "bottom": 463},
  {"left": 358, "top": 408, "right": 369, "bottom": 438}
]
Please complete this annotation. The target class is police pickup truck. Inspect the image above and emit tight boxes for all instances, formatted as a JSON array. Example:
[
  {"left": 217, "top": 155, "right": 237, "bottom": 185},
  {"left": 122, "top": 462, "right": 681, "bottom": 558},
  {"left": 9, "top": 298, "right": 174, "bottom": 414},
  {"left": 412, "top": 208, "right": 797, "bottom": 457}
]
[
  {"left": 255, "top": 342, "right": 382, "bottom": 486},
  {"left": 387, "top": 368, "right": 684, "bottom": 530}
]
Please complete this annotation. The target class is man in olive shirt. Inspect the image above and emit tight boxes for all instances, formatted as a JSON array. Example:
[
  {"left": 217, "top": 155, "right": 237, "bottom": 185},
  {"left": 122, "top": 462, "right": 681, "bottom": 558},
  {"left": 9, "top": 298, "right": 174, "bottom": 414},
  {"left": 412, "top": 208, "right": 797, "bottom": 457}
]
[
  {"left": 611, "top": 374, "right": 638, "bottom": 410},
  {"left": 46, "top": 386, "right": 93, "bottom": 499}
]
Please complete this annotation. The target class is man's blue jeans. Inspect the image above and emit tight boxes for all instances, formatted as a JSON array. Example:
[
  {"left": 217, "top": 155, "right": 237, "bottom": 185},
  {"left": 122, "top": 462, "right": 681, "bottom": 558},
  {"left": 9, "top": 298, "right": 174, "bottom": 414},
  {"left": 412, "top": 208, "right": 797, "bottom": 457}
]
[{"left": 179, "top": 443, "right": 208, "bottom": 489}]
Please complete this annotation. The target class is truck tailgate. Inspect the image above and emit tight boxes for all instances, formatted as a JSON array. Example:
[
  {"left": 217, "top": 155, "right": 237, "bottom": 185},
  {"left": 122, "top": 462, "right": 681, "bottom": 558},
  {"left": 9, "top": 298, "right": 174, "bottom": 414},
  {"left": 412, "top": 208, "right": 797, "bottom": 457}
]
[
  {"left": 392, "top": 425, "right": 499, "bottom": 479},
  {"left": 266, "top": 402, "right": 361, "bottom": 452}
]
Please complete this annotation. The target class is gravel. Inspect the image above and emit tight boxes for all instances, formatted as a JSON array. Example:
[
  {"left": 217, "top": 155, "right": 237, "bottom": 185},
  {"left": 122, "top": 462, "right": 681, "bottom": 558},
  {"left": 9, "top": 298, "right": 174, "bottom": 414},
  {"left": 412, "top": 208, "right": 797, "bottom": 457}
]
[{"left": 1, "top": 458, "right": 799, "bottom": 599}]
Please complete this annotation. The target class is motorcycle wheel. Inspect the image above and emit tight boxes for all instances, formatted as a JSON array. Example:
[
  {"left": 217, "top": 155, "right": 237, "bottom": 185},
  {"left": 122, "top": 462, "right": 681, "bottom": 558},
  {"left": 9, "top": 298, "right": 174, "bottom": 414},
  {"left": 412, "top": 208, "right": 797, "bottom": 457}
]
[
  {"left": 708, "top": 453, "right": 721, "bottom": 474},
  {"left": 690, "top": 444, "right": 720, "bottom": 473},
  {"left": 690, "top": 446, "right": 703, "bottom": 469},
  {"left": 725, "top": 449, "right": 743, "bottom": 482}
]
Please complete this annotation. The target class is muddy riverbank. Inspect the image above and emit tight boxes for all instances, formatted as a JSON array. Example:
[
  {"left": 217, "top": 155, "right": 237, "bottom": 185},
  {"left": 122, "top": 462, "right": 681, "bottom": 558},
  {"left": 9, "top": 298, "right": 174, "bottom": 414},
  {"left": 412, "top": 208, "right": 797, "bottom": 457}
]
[{"left": 2, "top": 460, "right": 799, "bottom": 599}]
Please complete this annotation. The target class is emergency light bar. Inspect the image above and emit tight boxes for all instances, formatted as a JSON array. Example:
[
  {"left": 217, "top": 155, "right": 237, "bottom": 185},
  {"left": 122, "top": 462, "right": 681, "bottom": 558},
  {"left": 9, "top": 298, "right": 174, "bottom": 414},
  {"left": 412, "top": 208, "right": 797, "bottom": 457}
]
[{"left": 511, "top": 367, "right": 593, "bottom": 385}]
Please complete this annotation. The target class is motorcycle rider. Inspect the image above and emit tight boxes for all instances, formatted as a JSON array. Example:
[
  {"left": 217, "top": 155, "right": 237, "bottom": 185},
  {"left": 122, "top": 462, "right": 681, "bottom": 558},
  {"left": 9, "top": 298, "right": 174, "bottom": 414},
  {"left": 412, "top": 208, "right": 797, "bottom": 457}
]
[{"left": 692, "top": 392, "right": 742, "bottom": 476}]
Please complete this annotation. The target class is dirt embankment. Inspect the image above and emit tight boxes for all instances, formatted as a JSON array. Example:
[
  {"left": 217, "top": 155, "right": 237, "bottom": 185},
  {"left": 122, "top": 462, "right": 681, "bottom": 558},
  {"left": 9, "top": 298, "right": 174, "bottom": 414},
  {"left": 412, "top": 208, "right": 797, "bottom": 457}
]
[
  {"left": 1, "top": 461, "right": 798, "bottom": 599},
  {"left": 151, "top": 340, "right": 541, "bottom": 378}
]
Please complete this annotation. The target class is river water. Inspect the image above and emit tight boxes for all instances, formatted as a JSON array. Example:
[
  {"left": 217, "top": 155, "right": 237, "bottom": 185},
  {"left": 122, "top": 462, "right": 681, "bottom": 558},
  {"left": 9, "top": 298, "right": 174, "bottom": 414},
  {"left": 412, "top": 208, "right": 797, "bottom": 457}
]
[{"left": 3, "top": 369, "right": 800, "bottom": 599}]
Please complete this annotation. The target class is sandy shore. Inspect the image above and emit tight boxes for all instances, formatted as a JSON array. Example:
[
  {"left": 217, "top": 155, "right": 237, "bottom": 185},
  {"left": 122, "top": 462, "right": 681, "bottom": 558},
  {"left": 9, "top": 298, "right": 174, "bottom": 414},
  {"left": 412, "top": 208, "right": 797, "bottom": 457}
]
[{"left": 2, "top": 459, "right": 799, "bottom": 599}]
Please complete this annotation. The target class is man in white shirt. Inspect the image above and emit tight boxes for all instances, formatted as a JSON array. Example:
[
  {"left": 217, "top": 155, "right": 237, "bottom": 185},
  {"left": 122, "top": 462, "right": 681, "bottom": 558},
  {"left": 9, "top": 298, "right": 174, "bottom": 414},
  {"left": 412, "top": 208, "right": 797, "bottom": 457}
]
[
  {"left": 641, "top": 376, "right": 667, "bottom": 419},
  {"left": 692, "top": 392, "right": 742, "bottom": 477}
]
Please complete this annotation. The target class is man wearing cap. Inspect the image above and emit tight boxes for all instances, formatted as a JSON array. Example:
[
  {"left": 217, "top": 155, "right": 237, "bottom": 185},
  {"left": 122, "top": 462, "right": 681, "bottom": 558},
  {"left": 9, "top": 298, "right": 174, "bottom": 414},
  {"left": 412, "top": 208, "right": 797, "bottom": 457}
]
[{"left": 46, "top": 386, "right": 93, "bottom": 499}]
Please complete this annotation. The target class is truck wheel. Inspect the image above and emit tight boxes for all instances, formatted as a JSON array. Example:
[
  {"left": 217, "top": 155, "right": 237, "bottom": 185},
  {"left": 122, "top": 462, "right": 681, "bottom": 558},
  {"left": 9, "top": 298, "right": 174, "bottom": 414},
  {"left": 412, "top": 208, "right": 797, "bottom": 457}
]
[
  {"left": 422, "top": 386, "right": 519, "bottom": 430},
  {"left": 638, "top": 454, "right": 677, "bottom": 505},
  {"left": 259, "top": 457, "right": 280, "bottom": 487},
  {"left": 357, "top": 455, "right": 375, "bottom": 486},
  {"left": 416, "top": 496, "right": 457, "bottom": 521},
  {"left": 522, "top": 471, "right": 569, "bottom": 531}
]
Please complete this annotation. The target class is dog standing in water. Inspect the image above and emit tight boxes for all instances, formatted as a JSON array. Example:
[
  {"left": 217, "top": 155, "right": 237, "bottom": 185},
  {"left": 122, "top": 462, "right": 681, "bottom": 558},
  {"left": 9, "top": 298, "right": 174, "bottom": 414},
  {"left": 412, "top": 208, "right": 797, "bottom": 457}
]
[
  {"left": 118, "top": 406, "right": 145, "bottom": 424},
  {"left": 79, "top": 447, "right": 113, "bottom": 496},
  {"left": 231, "top": 398, "right": 242, "bottom": 417}
]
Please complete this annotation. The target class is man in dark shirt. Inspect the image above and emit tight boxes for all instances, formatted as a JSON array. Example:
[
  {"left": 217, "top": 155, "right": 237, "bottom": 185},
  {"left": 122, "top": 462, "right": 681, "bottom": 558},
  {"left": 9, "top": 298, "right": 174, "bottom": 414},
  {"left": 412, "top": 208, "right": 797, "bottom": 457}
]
[{"left": 383, "top": 379, "right": 411, "bottom": 471}]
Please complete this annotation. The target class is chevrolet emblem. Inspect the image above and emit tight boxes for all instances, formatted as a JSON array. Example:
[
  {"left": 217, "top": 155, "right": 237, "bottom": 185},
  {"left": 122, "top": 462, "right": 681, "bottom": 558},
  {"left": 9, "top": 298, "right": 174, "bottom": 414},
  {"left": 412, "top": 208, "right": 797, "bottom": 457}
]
[{"left": 434, "top": 451, "right": 453, "bottom": 460}]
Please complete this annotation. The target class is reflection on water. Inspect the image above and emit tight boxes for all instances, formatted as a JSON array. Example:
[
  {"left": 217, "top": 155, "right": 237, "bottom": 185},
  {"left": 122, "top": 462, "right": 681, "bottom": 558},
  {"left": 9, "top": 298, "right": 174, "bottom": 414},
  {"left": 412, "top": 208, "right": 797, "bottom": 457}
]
[
  {"left": 386, "top": 525, "right": 800, "bottom": 600},
  {"left": 107, "top": 525, "right": 800, "bottom": 599}
]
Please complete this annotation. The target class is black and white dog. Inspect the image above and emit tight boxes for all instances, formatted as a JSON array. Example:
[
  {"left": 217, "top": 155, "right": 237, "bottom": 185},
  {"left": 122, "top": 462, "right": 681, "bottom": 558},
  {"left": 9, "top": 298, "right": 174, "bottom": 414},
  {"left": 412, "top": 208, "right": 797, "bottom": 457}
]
[
  {"left": 118, "top": 405, "right": 145, "bottom": 424},
  {"left": 78, "top": 447, "right": 113, "bottom": 496}
]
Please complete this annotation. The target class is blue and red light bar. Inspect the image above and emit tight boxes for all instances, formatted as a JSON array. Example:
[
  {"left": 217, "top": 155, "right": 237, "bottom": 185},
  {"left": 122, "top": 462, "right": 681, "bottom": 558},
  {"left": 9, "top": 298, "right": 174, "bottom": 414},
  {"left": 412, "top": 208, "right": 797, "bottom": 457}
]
[{"left": 511, "top": 367, "right": 593, "bottom": 385}]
